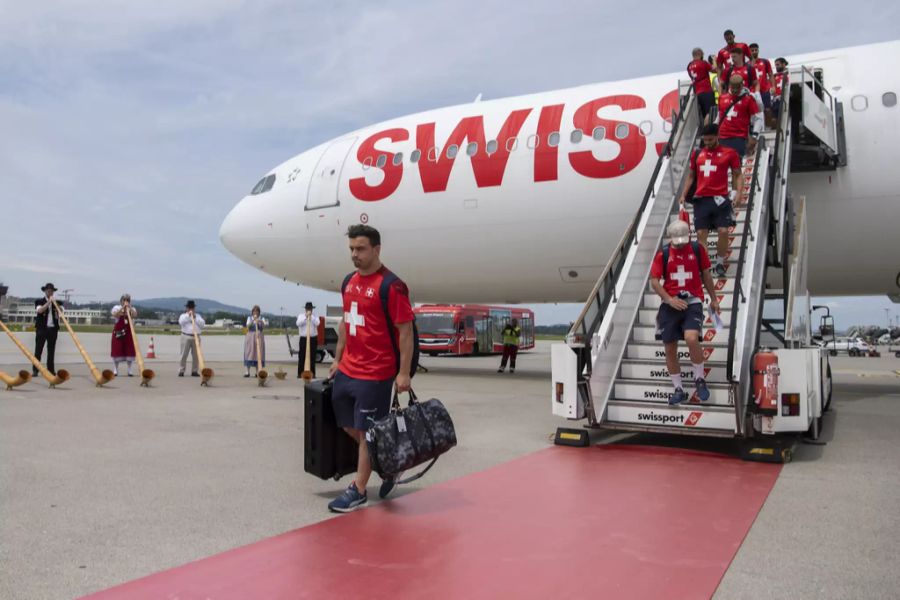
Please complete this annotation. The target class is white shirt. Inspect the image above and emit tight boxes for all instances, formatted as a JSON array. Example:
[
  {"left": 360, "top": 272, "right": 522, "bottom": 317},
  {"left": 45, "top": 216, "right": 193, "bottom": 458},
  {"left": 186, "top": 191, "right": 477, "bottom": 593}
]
[
  {"left": 246, "top": 316, "right": 269, "bottom": 330},
  {"left": 178, "top": 312, "right": 205, "bottom": 335},
  {"left": 296, "top": 312, "right": 322, "bottom": 337},
  {"left": 44, "top": 298, "right": 55, "bottom": 328},
  {"left": 112, "top": 305, "right": 136, "bottom": 319}
]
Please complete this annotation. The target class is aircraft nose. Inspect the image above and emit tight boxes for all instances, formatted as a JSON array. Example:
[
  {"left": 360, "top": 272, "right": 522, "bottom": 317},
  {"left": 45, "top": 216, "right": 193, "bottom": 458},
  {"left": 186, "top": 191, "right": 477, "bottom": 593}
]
[{"left": 219, "top": 196, "right": 253, "bottom": 262}]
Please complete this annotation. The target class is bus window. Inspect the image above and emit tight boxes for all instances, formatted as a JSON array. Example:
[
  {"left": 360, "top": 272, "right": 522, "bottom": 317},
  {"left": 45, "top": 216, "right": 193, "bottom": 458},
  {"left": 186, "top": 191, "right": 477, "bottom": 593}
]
[{"left": 416, "top": 313, "right": 456, "bottom": 334}]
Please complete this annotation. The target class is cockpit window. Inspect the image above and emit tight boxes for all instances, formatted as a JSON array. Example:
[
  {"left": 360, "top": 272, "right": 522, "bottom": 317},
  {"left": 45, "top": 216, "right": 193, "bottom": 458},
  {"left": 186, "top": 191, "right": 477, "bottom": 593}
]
[{"left": 250, "top": 174, "right": 276, "bottom": 195}]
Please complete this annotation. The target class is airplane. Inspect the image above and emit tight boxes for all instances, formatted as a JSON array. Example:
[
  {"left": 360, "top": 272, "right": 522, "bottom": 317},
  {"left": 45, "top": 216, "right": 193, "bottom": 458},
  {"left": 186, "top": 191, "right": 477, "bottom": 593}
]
[{"left": 219, "top": 40, "right": 900, "bottom": 304}]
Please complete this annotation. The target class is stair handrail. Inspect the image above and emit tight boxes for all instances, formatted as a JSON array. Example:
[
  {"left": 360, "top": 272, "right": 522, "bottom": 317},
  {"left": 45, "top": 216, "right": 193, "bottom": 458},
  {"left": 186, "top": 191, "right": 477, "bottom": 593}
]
[{"left": 566, "top": 90, "right": 696, "bottom": 358}]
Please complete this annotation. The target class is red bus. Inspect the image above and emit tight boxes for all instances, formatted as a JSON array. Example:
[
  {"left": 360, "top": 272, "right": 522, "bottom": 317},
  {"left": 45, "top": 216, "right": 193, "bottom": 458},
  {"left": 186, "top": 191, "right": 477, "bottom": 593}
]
[{"left": 414, "top": 304, "right": 535, "bottom": 356}]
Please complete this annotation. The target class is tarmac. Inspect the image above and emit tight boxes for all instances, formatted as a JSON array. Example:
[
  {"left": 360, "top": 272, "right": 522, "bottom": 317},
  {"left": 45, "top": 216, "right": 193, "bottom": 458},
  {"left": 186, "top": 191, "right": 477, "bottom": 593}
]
[{"left": 1, "top": 332, "right": 899, "bottom": 599}]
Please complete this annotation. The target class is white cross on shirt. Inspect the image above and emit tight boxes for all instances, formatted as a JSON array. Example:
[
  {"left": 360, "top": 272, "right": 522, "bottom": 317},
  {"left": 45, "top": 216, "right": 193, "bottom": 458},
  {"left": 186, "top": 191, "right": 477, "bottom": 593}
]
[
  {"left": 726, "top": 106, "right": 738, "bottom": 121},
  {"left": 672, "top": 265, "right": 693, "bottom": 287},
  {"left": 345, "top": 301, "right": 366, "bottom": 336},
  {"left": 699, "top": 159, "right": 717, "bottom": 177}
]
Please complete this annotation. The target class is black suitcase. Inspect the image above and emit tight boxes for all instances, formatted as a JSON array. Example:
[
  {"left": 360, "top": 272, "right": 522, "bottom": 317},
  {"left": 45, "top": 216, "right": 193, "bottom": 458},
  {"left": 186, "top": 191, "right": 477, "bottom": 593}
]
[{"left": 303, "top": 379, "right": 358, "bottom": 481}]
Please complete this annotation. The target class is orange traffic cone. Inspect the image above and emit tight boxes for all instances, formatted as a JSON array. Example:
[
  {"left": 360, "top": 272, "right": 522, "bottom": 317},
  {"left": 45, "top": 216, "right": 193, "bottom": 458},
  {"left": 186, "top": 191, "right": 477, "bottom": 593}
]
[{"left": 146, "top": 336, "right": 157, "bottom": 359}]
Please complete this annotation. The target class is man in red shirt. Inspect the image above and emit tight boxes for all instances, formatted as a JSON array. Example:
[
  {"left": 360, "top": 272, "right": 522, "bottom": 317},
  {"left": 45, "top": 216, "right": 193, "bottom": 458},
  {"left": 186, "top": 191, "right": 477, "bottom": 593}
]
[
  {"left": 716, "top": 29, "right": 752, "bottom": 76},
  {"left": 772, "top": 57, "right": 790, "bottom": 121},
  {"left": 721, "top": 46, "right": 758, "bottom": 95},
  {"left": 650, "top": 220, "right": 720, "bottom": 405},
  {"left": 327, "top": 224, "right": 415, "bottom": 512},
  {"left": 678, "top": 123, "right": 744, "bottom": 277},
  {"left": 687, "top": 47, "right": 715, "bottom": 122},
  {"left": 749, "top": 43, "right": 775, "bottom": 121},
  {"left": 717, "top": 74, "right": 762, "bottom": 158}
]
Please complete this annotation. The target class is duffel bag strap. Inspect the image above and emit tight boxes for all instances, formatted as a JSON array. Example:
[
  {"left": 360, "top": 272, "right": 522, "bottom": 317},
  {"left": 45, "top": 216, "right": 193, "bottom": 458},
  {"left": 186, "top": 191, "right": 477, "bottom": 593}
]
[{"left": 396, "top": 456, "right": 440, "bottom": 485}]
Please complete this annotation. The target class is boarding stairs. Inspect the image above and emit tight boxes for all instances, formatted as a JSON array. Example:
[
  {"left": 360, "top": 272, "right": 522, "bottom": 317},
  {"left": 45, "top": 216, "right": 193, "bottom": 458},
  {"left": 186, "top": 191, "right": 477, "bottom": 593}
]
[{"left": 552, "top": 69, "right": 842, "bottom": 439}]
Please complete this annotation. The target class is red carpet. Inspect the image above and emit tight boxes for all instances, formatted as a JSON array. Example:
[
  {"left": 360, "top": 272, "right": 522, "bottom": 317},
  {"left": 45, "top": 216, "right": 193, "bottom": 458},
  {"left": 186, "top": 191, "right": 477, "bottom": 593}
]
[{"left": 82, "top": 445, "right": 781, "bottom": 600}]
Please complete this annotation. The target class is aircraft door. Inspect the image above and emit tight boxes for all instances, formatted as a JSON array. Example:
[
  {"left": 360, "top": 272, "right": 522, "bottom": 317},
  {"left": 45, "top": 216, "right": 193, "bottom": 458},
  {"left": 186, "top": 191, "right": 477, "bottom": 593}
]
[{"left": 306, "top": 137, "right": 357, "bottom": 210}]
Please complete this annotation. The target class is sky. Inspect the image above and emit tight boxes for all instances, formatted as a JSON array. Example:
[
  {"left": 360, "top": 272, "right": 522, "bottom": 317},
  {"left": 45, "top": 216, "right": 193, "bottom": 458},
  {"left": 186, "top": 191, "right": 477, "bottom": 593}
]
[{"left": 1, "top": 0, "right": 898, "bottom": 325}]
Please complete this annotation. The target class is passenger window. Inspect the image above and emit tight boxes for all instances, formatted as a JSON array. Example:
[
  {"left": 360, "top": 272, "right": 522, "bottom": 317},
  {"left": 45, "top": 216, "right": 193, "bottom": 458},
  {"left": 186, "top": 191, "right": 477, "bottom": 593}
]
[
  {"left": 526, "top": 134, "right": 539, "bottom": 149},
  {"left": 486, "top": 139, "right": 499, "bottom": 154},
  {"left": 376, "top": 155, "right": 387, "bottom": 168},
  {"left": 548, "top": 132, "right": 560, "bottom": 147},
  {"left": 410, "top": 149, "right": 421, "bottom": 163},
  {"left": 466, "top": 142, "right": 478, "bottom": 156},
  {"left": 428, "top": 147, "right": 438, "bottom": 162},
  {"left": 639, "top": 121, "right": 652, "bottom": 136},
  {"left": 570, "top": 129, "right": 583, "bottom": 144},
  {"left": 851, "top": 95, "right": 868, "bottom": 111},
  {"left": 592, "top": 126, "right": 606, "bottom": 141},
  {"left": 615, "top": 123, "right": 629, "bottom": 139},
  {"left": 883, "top": 92, "right": 897, "bottom": 107},
  {"left": 362, "top": 156, "right": 373, "bottom": 171},
  {"left": 506, "top": 137, "right": 519, "bottom": 152},
  {"left": 662, "top": 119, "right": 673, "bottom": 133},
  {"left": 392, "top": 152, "right": 403, "bottom": 166},
  {"left": 447, "top": 144, "right": 459, "bottom": 159}
]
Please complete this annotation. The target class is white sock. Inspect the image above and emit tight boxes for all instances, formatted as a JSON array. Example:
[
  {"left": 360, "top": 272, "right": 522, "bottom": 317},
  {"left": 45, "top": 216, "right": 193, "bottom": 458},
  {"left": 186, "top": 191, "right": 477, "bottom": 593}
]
[
  {"left": 693, "top": 363, "right": 705, "bottom": 381},
  {"left": 670, "top": 373, "right": 683, "bottom": 390},
  {"left": 127, "top": 361, "right": 133, "bottom": 375}
]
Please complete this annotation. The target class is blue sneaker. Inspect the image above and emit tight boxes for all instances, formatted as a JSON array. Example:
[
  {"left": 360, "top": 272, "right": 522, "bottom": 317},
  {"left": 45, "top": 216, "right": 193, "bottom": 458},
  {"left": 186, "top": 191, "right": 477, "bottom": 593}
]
[
  {"left": 695, "top": 378, "right": 710, "bottom": 402},
  {"left": 669, "top": 388, "right": 687, "bottom": 405},
  {"left": 328, "top": 482, "right": 367, "bottom": 513}
]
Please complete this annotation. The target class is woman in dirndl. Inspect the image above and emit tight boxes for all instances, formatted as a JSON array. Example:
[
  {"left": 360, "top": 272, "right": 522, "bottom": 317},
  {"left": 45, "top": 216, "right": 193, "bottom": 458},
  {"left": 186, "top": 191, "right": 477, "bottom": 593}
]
[
  {"left": 111, "top": 294, "right": 138, "bottom": 377},
  {"left": 243, "top": 305, "right": 268, "bottom": 378}
]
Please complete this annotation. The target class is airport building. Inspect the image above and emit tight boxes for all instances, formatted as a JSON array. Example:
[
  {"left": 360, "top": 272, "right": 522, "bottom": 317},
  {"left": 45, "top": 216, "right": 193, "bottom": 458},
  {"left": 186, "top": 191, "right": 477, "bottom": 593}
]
[{"left": 1, "top": 298, "right": 108, "bottom": 325}]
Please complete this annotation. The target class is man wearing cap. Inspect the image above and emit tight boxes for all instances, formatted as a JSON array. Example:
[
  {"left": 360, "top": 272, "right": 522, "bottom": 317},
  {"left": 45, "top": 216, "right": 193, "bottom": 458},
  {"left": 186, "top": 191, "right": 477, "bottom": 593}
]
[
  {"left": 296, "top": 301, "right": 322, "bottom": 378},
  {"left": 177, "top": 300, "right": 205, "bottom": 377},
  {"left": 33, "top": 283, "right": 61, "bottom": 377},
  {"left": 650, "top": 221, "right": 720, "bottom": 405},
  {"left": 679, "top": 123, "right": 744, "bottom": 277}
]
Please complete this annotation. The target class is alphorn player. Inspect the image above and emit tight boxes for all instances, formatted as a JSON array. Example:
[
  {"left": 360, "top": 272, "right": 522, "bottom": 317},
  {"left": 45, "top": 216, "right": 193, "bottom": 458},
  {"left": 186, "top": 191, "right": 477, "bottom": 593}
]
[
  {"left": 296, "top": 301, "right": 321, "bottom": 378},
  {"left": 33, "top": 283, "right": 61, "bottom": 377},
  {"left": 110, "top": 294, "right": 138, "bottom": 377},
  {"left": 243, "top": 305, "right": 268, "bottom": 378},
  {"left": 178, "top": 300, "right": 205, "bottom": 377}
]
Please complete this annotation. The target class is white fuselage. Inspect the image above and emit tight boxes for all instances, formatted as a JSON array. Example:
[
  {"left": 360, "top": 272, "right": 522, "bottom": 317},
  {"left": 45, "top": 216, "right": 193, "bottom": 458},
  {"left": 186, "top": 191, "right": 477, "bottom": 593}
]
[{"left": 219, "top": 40, "right": 900, "bottom": 303}]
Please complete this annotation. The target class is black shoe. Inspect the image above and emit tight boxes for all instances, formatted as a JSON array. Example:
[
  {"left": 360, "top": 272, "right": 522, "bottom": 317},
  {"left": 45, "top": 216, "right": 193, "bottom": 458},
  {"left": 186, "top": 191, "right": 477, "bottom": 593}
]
[
  {"left": 191, "top": 372, "right": 200, "bottom": 377},
  {"left": 178, "top": 371, "right": 184, "bottom": 377},
  {"left": 379, "top": 474, "right": 400, "bottom": 499},
  {"left": 510, "top": 369, "right": 515, "bottom": 374},
  {"left": 244, "top": 373, "right": 250, "bottom": 378},
  {"left": 33, "top": 369, "right": 39, "bottom": 377},
  {"left": 127, "top": 373, "right": 133, "bottom": 377},
  {"left": 497, "top": 368, "right": 504, "bottom": 373}
]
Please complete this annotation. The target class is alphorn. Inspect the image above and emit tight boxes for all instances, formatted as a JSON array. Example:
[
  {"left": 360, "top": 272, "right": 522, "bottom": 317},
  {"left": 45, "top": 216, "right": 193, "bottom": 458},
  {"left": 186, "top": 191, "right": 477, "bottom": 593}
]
[
  {"left": 123, "top": 305, "right": 154, "bottom": 387},
  {"left": 301, "top": 309, "right": 313, "bottom": 382},
  {"left": 253, "top": 318, "right": 267, "bottom": 386},
  {"left": 190, "top": 313, "right": 214, "bottom": 386},
  {"left": 51, "top": 298, "right": 115, "bottom": 387},
  {"left": 0, "top": 318, "right": 70, "bottom": 387},
  {"left": 0, "top": 369, "right": 31, "bottom": 390}
]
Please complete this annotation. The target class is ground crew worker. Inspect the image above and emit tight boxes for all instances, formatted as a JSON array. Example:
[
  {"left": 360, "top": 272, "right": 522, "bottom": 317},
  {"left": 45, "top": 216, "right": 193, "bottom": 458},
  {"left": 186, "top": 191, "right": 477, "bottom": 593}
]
[
  {"left": 678, "top": 123, "right": 744, "bottom": 278},
  {"left": 497, "top": 319, "right": 521, "bottom": 374},
  {"left": 649, "top": 220, "right": 720, "bottom": 405}
]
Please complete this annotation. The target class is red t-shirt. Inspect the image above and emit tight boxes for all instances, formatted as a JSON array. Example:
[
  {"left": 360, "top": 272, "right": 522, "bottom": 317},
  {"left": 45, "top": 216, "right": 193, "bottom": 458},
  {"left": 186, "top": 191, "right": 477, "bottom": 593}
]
[
  {"left": 691, "top": 144, "right": 741, "bottom": 197},
  {"left": 339, "top": 267, "right": 415, "bottom": 381},
  {"left": 751, "top": 58, "right": 773, "bottom": 92},
  {"left": 722, "top": 64, "right": 757, "bottom": 91},
  {"left": 774, "top": 70, "right": 788, "bottom": 97},
  {"left": 687, "top": 59, "right": 713, "bottom": 94},
  {"left": 717, "top": 92, "right": 759, "bottom": 139},
  {"left": 717, "top": 43, "right": 752, "bottom": 70},
  {"left": 651, "top": 243, "right": 712, "bottom": 300}
]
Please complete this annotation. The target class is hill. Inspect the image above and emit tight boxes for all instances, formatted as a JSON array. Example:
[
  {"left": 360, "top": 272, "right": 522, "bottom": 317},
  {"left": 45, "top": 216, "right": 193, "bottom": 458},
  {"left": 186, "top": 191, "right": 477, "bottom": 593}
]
[{"left": 134, "top": 297, "right": 250, "bottom": 315}]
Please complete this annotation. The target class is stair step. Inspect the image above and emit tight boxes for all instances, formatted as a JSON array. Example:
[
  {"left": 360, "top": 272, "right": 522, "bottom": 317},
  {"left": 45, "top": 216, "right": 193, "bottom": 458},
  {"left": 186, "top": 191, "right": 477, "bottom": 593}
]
[
  {"left": 631, "top": 324, "right": 730, "bottom": 344},
  {"left": 604, "top": 400, "right": 737, "bottom": 433},
  {"left": 626, "top": 341, "right": 729, "bottom": 362},
  {"left": 643, "top": 293, "right": 736, "bottom": 310},
  {"left": 613, "top": 379, "right": 732, "bottom": 406},
  {"left": 619, "top": 359, "right": 729, "bottom": 383},
  {"left": 637, "top": 307, "right": 733, "bottom": 327}
]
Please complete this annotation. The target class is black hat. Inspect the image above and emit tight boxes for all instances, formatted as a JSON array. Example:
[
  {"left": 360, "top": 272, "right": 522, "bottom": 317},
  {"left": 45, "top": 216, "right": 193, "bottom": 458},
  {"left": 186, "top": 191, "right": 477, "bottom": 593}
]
[
  {"left": 305, "top": 301, "right": 315, "bottom": 310},
  {"left": 41, "top": 283, "right": 58, "bottom": 292},
  {"left": 185, "top": 300, "right": 196, "bottom": 309}
]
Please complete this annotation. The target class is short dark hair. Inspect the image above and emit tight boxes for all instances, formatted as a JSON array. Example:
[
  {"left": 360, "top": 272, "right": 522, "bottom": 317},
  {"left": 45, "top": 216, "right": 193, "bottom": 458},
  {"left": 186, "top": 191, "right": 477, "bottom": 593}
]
[
  {"left": 730, "top": 46, "right": 744, "bottom": 54},
  {"left": 701, "top": 123, "right": 720, "bottom": 137},
  {"left": 347, "top": 224, "right": 381, "bottom": 247},
  {"left": 775, "top": 57, "right": 788, "bottom": 65},
  {"left": 724, "top": 29, "right": 734, "bottom": 36},
  {"left": 749, "top": 43, "right": 759, "bottom": 49}
]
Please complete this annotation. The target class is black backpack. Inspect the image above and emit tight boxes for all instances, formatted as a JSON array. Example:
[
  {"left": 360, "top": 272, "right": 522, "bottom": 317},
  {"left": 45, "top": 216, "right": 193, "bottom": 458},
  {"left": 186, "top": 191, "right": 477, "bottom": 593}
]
[
  {"left": 341, "top": 270, "right": 420, "bottom": 378},
  {"left": 723, "top": 65, "right": 757, "bottom": 91},
  {"left": 662, "top": 242, "right": 702, "bottom": 278}
]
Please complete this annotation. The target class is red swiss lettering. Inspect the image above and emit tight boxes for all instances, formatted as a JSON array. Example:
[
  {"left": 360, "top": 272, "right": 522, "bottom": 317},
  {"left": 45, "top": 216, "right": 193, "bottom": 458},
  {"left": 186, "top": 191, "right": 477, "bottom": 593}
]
[
  {"left": 416, "top": 110, "right": 531, "bottom": 193},
  {"left": 568, "top": 95, "right": 646, "bottom": 178},
  {"left": 656, "top": 89, "right": 680, "bottom": 156},
  {"left": 349, "top": 128, "right": 408, "bottom": 202},
  {"left": 534, "top": 104, "right": 564, "bottom": 182}
]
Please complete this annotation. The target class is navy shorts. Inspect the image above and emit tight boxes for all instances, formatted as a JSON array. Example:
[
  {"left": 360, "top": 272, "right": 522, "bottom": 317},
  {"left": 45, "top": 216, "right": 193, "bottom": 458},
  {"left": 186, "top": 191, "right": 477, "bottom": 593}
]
[
  {"left": 693, "top": 197, "right": 735, "bottom": 230},
  {"left": 772, "top": 99, "right": 783, "bottom": 120},
  {"left": 656, "top": 303, "right": 704, "bottom": 344},
  {"left": 332, "top": 370, "right": 394, "bottom": 431},
  {"left": 719, "top": 136, "right": 746, "bottom": 158},
  {"left": 697, "top": 91, "right": 715, "bottom": 118},
  {"left": 760, "top": 91, "right": 772, "bottom": 109}
]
